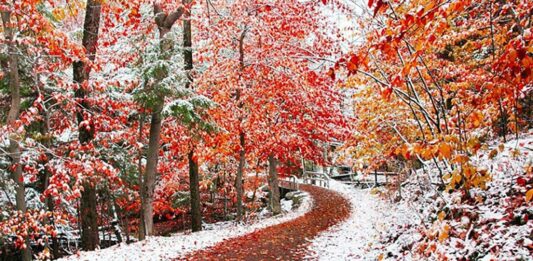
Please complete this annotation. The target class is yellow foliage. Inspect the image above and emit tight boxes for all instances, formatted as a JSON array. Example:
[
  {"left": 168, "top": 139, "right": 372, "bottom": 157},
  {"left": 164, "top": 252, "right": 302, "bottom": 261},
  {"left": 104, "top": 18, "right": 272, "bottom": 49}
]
[
  {"left": 464, "top": 166, "right": 475, "bottom": 179},
  {"left": 488, "top": 149, "right": 498, "bottom": 159},
  {"left": 437, "top": 211, "right": 446, "bottom": 221},
  {"left": 467, "top": 137, "right": 481, "bottom": 153},
  {"left": 370, "top": 187, "right": 381, "bottom": 195},
  {"left": 438, "top": 224, "right": 450, "bottom": 242},
  {"left": 452, "top": 173, "right": 462, "bottom": 185},
  {"left": 469, "top": 111, "right": 483, "bottom": 127},
  {"left": 511, "top": 149, "right": 521, "bottom": 158},
  {"left": 52, "top": 8, "right": 66, "bottom": 21},
  {"left": 453, "top": 154, "right": 469, "bottom": 164},
  {"left": 421, "top": 145, "right": 435, "bottom": 160},
  {"left": 438, "top": 142, "right": 453, "bottom": 159},
  {"left": 526, "top": 189, "right": 533, "bottom": 203}
]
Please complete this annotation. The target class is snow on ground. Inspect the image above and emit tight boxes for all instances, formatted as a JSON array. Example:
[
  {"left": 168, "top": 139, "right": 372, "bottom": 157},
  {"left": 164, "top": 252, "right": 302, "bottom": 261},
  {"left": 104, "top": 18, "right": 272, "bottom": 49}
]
[
  {"left": 281, "top": 198, "right": 294, "bottom": 212},
  {"left": 307, "top": 180, "right": 416, "bottom": 260},
  {"left": 60, "top": 192, "right": 312, "bottom": 261},
  {"left": 384, "top": 132, "right": 533, "bottom": 260},
  {"left": 310, "top": 132, "right": 532, "bottom": 260}
]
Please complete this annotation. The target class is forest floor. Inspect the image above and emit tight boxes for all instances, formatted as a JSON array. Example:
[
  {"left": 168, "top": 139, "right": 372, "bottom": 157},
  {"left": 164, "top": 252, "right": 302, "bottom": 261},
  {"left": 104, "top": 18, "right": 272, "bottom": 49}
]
[
  {"left": 63, "top": 183, "right": 368, "bottom": 261},
  {"left": 179, "top": 181, "right": 410, "bottom": 261},
  {"left": 180, "top": 184, "right": 350, "bottom": 260},
  {"left": 61, "top": 178, "right": 410, "bottom": 260}
]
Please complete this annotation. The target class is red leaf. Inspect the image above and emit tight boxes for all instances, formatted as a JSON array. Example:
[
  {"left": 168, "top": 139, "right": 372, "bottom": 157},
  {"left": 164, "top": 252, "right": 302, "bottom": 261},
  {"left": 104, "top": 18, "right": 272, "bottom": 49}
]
[
  {"left": 327, "top": 68, "right": 336, "bottom": 80},
  {"left": 516, "top": 177, "right": 526, "bottom": 186},
  {"left": 381, "top": 87, "right": 393, "bottom": 100},
  {"left": 346, "top": 54, "right": 359, "bottom": 75},
  {"left": 374, "top": 0, "right": 385, "bottom": 17}
]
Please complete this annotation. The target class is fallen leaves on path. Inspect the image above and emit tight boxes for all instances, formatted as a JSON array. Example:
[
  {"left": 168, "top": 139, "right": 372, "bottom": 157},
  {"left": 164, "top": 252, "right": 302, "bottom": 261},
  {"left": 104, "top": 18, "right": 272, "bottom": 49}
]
[{"left": 178, "top": 185, "right": 350, "bottom": 260}]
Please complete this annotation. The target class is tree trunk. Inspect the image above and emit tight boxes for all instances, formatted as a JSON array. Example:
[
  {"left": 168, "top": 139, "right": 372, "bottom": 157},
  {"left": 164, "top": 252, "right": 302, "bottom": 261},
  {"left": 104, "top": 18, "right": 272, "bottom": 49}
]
[
  {"left": 268, "top": 155, "right": 281, "bottom": 215},
  {"left": 183, "top": 0, "right": 193, "bottom": 79},
  {"left": 1, "top": 10, "right": 31, "bottom": 261},
  {"left": 40, "top": 107, "right": 60, "bottom": 259},
  {"left": 236, "top": 132, "right": 245, "bottom": 220},
  {"left": 79, "top": 181, "right": 99, "bottom": 249},
  {"left": 141, "top": 107, "right": 162, "bottom": 237},
  {"left": 137, "top": 115, "right": 146, "bottom": 240},
  {"left": 73, "top": 0, "right": 102, "bottom": 250},
  {"left": 47, "top": 196, "right": 59, "bottom": 258},
  {"left": 182, "top": 0, "right": 202, "bottom": 232},
  {"left": 235, "top": 28, "right": 247, "bottom": 221},
  {"left": 188, "top": 149, "right": 202, "bottom": 231}
]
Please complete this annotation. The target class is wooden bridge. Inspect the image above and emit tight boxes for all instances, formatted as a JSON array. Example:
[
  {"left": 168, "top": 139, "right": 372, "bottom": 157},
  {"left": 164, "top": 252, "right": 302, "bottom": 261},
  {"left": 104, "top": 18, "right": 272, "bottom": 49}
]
[
  {"left": 279, "top": 175, "right": 300, "bottom": 198},
  {"left": 330, "top": 170, "right": 398, "bottom": 188},
  {"left": 302, "top": 171, "right": 330, "bottom": 188}
]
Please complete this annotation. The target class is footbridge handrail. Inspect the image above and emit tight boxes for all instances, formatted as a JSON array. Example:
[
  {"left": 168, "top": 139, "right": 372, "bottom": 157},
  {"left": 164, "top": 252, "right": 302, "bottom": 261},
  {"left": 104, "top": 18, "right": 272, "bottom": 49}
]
[{"left": 303, "top": 171, "right": 329, "bottom": 188}]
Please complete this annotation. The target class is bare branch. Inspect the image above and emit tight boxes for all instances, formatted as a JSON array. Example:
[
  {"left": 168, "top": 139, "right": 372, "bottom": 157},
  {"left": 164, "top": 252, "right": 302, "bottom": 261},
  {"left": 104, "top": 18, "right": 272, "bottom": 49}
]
[
  {"left": 164, "top": 7, "right": 185, "bottom": 28},
  {"left": 154, "top": 2, "right": 184, "bottom": 32}
]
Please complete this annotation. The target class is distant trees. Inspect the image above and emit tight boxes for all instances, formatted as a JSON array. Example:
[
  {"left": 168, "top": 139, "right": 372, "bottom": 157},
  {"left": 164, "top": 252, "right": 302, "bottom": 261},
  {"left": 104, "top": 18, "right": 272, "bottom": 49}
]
[{"left": 194, "top": 0, "right": 347, "bottom": 218}]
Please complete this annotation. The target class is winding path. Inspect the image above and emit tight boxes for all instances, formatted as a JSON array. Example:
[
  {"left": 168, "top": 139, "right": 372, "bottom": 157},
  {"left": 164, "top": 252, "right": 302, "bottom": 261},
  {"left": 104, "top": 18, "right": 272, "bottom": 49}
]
[{"left": 179, "top": 184, "right": 351, "bottom": 260}]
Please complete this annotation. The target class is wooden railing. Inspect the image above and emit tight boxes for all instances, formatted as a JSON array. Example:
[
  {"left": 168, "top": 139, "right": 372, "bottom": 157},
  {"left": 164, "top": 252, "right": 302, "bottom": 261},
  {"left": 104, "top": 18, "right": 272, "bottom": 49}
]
[
  {"left": 331, "top": 170, "right": 398, "bottom": 188},
  {"left": 371, "top": 171, "right": 398, "bottom": 185},
  {"left": 280, "top": 175, "right": 300, "bottom": 191},
  {"left": 303, "top": 171, "right": 330, "bottom": 188}
]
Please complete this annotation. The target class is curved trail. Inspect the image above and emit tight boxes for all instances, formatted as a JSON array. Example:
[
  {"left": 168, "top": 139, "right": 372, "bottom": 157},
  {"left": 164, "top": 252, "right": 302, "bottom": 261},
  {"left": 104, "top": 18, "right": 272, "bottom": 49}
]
[{"left": 179, "top": 184, "right": 350, "bottom": 261}]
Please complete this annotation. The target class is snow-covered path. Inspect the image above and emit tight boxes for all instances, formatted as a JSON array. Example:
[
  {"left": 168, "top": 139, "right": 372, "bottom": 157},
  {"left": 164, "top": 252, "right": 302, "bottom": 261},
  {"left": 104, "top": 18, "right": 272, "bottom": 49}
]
[
  {"left": 308, "top": 180, "right": 415, "bottom": 260},
  {"left": 182, "top": 185, "right": 350, "bottom": 260},
  {"left": 60, "top": 191, "right": 313, "bottom": 261},
  {"left": 61, "top": 180, "right": 412, "bottom": 261}
]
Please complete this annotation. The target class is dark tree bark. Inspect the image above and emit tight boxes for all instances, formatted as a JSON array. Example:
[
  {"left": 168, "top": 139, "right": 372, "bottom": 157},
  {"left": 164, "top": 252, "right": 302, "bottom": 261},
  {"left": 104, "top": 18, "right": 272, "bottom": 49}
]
[
  {"left": 79, "top": 182, "right": 99, "bottom": 249},
  {"left": 268, "top": 155, "right": 281, "bottom": 215},
  {"left": 140, "top": 3, "right": 184, "bottom": 239},
  {"left": 235, "top": 29, "right": 247, "bottom": 221},
  {"left": 1, "top": 10, "right": 31, "bottom": 261},
  {"left": 39, "top": 106, "right": 59, "bottom": 259},
  {"left": 137, "top": 115, "right": 146, "bottom": 239},
  {"left": 182, "top": 0, "right": 202, "bottom": 232},
  {"left": 188, "top": 149, "right": 202, "bottom": 231},
  {"left": 73, "top": 0, "right": 102, "bottom": 250},
  {"left": 236, "top": 132, "right": 245, "bottom": 220}
]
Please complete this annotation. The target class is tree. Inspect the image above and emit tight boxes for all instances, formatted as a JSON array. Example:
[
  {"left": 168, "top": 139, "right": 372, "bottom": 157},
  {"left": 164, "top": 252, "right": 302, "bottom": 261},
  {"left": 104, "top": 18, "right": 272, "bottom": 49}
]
[
  {"left": 139, "top": 2, "right": 185, "bottom": 239},
  {"left": 267, "top": 155, "right": 281, "bottom": 214},
  {"left": 181, "top": 0, "right": 203, "bottom": 232},
  {"left": 235, "top": 27, "right": 247, "bottom": 222},
  {"left": 0, "top": 1, "right": 350, "bottom": 258},
  {"left": 73, "top": 0, "right": 103, "bottom": 250},
  {"left": 1, "top": 8, "right": 31, "bottom": 261}
]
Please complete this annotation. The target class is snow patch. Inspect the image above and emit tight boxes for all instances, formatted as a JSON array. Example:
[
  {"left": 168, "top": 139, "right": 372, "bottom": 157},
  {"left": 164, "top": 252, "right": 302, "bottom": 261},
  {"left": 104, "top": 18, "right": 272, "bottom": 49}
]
[
  {"left": 307, "top": 180, "right": 415, "bottom": 260},
  {"left": 59, "top": 191, "right": 312, "bottom": 261},
  {"left": 281, "top": 198, "right": 293, "bottom": 212}
]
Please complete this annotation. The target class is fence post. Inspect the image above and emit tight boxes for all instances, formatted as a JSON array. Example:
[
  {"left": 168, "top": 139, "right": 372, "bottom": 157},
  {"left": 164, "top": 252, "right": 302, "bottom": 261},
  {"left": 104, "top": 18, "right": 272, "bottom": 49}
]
[{"left": 374, "top": 170, "right": 378, "bottom": 186}]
